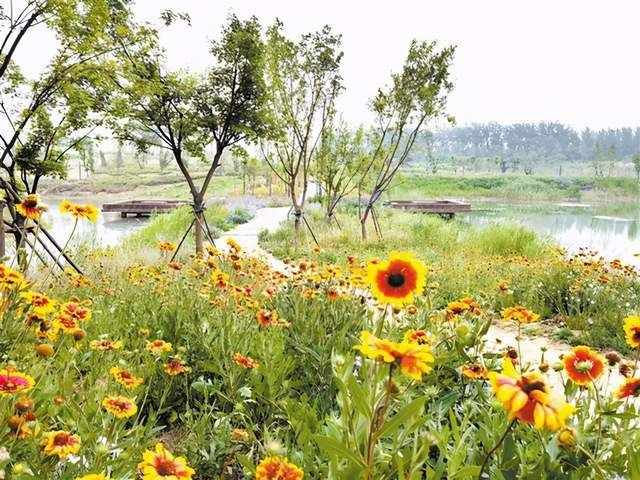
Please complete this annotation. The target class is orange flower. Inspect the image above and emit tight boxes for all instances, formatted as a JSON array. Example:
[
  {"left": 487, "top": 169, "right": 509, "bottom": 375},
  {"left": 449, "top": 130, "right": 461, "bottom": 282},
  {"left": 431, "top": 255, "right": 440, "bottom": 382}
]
[
  {"left": 16, "top": 194, "right": 46, "bottom": 220},
  {"left": 233, "top": 353, "right": 259, "bottom": 369},
  {"left": 138, "top": 443, "right": 195, "bottom": 480},
  {"left": 163, "top": 356, "right": 191, "bottom": 376},
  {"left": 90, "top": 339, "right": 123, "bottom": 351},
  {"left": 462, "top": 363, "right": 488, "bottom": 380},
  {"left": 501, "top": 306, "right": 540, "bottom": 324},
  {"left": 158, "top": 241, "right": 177, "bottom": 253},
  {"left": 445, "top": 297, "right": 481, "bottom": 319},
  {"left": 59, "top": 301, "right": 92, "bottom": 322},
  {"left": 146, "top": 339, "right": 173, "bottom": 354},
  {"left": 488, "top": 359, "right": 574, "bottom": 431},
  {"left": 256, "top": 309, "right": 279, "bottom": 326},
  {"left": 59, "top": 199, "right": 99, "bottom": 222},
  {"left": 110, "top": 367, "right": 143, "bottom": 389},
  {"left": 255, "top": 456, "right": 304, "bottom": 480},
  {"left": 615, "top": 377, "right": 640, "bottom": 399},
  {"left": 102, "top": 395, "right": 137, "bottom": 418},
  {"left": 0, "top": 369, "right": 34, "bottom": 396},
  {"left": 354, "top": 331, "right": 434, "bottom": 381},
  {"left": 41, "top": 430, "right": 81, "bottom": 458},
  {"left": 623, "top": 315, "right": 640, "bottom": 349},
  {"left": 367, "top": 252, "right": 427, "bottom": 307},
  {"left": 403, "top": 329, "right": 432, "bottom": 345},
  {"left": 562, "top": 346, "right": 604, "bottom": 385}
]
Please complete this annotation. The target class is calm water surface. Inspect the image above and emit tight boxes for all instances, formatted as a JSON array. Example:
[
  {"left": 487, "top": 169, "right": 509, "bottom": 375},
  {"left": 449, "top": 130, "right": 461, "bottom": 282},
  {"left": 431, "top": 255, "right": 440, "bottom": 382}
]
[{"left": 461, "top": 205, "right": 640, "bottom": 267}]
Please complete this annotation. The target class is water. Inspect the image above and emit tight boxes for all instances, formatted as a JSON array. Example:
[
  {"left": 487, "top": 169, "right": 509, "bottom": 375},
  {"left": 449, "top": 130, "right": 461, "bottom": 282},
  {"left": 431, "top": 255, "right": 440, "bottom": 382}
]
[
  {"left": 461, "top": 205, "right": 640, "bottom": 267},
  {"left": 36, "top": 198, "right": 148, "bottom": 250}
]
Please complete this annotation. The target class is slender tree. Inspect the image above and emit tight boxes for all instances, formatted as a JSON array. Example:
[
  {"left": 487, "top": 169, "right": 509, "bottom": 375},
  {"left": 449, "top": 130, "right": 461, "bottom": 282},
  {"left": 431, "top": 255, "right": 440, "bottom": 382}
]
[
  {"left": 109, "top": 14, "right": 268, "bottom": 254},
  {"left": 313, "top": 120, "right": 368, "bottom": 222},
  {"left": 262, "top": 21, "right": 343, "bottom": 243},
  {"left": 359, "top": 40, "right": 455, "bottom": 239}
]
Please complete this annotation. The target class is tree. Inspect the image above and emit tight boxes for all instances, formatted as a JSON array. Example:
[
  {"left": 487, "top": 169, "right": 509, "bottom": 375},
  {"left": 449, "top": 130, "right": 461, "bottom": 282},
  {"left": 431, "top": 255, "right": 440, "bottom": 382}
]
[
  {"left": 0, "top": 0, "right": 138, "bottom": 249},
  {"left": 313, "top": 121, "right": 368, "bottom": 221},
  {"left": 262, "top": 21, "right": 343, "bottom": 243},
  {"left": 359, "top": 40, "right": 455, "bottom": 239},
  {"left": 109, "top": 14, "right": 268, "bottom": 254},
  {"left": 632, "top": 153, "right": 640, "bottom": 182}
]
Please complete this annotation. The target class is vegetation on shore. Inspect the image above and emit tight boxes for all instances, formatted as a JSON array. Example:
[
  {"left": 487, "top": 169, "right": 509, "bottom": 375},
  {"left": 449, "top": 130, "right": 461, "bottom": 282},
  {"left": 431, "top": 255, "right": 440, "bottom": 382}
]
[{"left": 260, "top": 207, "right": 640, "bottom": 352}]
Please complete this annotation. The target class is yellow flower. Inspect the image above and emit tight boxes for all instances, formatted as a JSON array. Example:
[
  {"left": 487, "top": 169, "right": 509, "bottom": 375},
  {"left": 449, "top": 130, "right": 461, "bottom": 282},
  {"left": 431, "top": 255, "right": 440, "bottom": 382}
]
[
  {"left": 75, "top": 474, "right": 109, "bottom": 480},
  {"left": 158, "top": 241, "right": 177, "bottom": 253},
  {"left": 145, "top": 339, "right": 172, "bottom": 354},
  {"left": 16, "top": 194, "right": 46, "bottom": 220},
  {"left": 110, "top": 367, "right": 143, "bottom": 389},
  {"left": 501, "top": 306, "right": 540, "bottom": 324},
  {"left": 623, "top": 315, "right": 640, "bottom": 349},
  {"left": 41, "top": 431, "right": 81, "bottom": 458},
  {"left": 138, "top": 443, "right": 195, "bottom": 480},
  {"left": 367, "top": 251, "right": 427, "bottom": 306},
  {"left": 557, "top": 427, "right": 576, "bottom": 447},
  {"left": 0, "top": 369, "right": 34, "bottom": 396},
  {"left": 102, "top": 395, "right": 138, "bottom": 419},
  {"left": 59, "top": 199, "right": 99, "bottom": 222},
  {"left": 255, "top": 456, "right": 304, "bottom": 480},
  {"left": 354, "top": 331, "right": 434, "bottom": 381},
  {"left": 488, "top": 359, "right": 574, "bottom": 431}
]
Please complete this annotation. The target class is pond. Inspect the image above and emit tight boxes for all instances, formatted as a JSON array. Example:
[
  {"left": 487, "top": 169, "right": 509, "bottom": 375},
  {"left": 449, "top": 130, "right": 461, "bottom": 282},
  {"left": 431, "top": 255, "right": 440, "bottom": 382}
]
[
  {"left": 37, "top": 198, "right": 148, "bottom": 249},
  {"left": 461, "top": 203, "right": 640, "bottom": 267}
]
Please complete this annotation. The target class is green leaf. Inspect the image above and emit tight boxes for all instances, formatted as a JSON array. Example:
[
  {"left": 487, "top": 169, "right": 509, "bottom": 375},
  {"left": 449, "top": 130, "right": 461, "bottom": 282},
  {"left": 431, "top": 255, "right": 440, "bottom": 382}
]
[
  {"left": 314, "top": 435, "right": 366, "bottom": 468},
  {"left": 377, "top": 396, "right": 426, "bottom": 439}
]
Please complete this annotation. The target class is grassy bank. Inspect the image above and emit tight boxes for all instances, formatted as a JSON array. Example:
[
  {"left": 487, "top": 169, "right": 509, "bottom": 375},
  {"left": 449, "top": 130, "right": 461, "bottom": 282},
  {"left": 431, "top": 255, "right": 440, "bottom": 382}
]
[
  {"left": 260, "top": 207, "right": 640, "bottom": 352},
  {"left": 387, "top": 173, "right": 640, "bottom": 203}
]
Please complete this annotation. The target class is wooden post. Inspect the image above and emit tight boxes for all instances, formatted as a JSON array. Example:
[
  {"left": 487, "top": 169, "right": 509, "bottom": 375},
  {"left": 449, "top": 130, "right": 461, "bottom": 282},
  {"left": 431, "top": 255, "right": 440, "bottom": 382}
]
[{"left": 0, "top": 201, "right": 5, "bottom": 258}]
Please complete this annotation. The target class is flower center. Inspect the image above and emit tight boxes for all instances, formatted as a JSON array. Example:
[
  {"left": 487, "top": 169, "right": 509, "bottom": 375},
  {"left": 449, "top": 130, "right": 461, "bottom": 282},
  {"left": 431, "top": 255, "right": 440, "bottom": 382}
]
[
  {"left": 387, "top": 273, "right": 405, "bottom": 288},
  {"left": 574, "top": 360, "right": 594, "bottom": 373},
  {"left": 54, "top": 433, "right": 71, "bottom": 446},
  {"left": 521, "top": 378, "right": 546, "bottom": 394},
  {"left": 156, "top": 458, "right": 177, "bottom": 475}
]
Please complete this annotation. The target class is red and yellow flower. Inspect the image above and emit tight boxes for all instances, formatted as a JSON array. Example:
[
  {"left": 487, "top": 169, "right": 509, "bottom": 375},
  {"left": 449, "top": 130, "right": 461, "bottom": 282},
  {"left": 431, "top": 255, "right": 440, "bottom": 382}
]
[
  {"left": 233, "top": 353, "right": 259, "bottom": 369},
  {"left": 0, "top": 264, "right": 26, "bottom": 290},
  {"left": 102, "top": 395, "right": 138, "bottom": 419},
  {"left": 21, "top": 291, "right": 56, "bottom": 315},
  {"left": 138, "top": 443, "right": 195, "bottom": 480},
  {"left": 462, "top": 362, "right": 489, "bottom": 380},
  {"left": 501, "top": 306, "right": 540, "bottom": 324},
  {"left": 623, "top": 315, "right": 640, "bottom": 349},
  {"left": 366, "top": 251, "right": 427, "bottom": 307},
  {"left": 354, "top": 331, "right": 434, "bottom": 381},
  {"left": 0, "top": 368, "right": 34, "bottom": 396},
  {"left": 255, "top": 456, "right": 304, "bottom": 480},
  {"left": 615, "top": 377, "right": 640, "bottom": 399},
  {"left": 158, "top": 241, "right": 177, "bottom": 253},
  {"left": 488, "top": 359, "right": 574, "bottom": 431},
  {"left": 16, "top": 194, "right": 46, "bottom": 220},
  {"left": 41, "top": 430, "right": 81, "bottom": 458},
  {"left": 562, "top": 346, "right": 604, "bottom": 385},
  {"left": 90, "top": 339, "right": 123, "bottom": 351},
  {"left": 146, "top": 339, "right": 173, "bottom": 354},
  {"left": 60, "top": 199, "right": 99, "bottom": 222},
  {"left": 163, "top": 356, "right": 191, "bottom": 376},
  {"left": 110, "top": 367, "right": 143, "bottom": 389}
]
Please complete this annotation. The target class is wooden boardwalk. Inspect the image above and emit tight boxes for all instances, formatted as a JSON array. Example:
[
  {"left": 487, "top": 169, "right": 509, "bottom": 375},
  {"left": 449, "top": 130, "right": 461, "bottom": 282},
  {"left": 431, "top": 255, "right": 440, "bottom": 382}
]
[
  {"left": 102, "top": 199, "right": 188, "bottom": 217},
  {"left": 384, "top": 200, "right": 471, "bottom": 219}
]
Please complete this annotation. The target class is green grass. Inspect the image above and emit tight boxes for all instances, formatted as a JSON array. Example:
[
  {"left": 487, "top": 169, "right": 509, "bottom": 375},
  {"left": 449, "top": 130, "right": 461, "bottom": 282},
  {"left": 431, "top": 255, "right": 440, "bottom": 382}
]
[
  {"left": 260, "top": 206, "right": 640, "bottom": 352},
  {"left": 385, "top": 173, "right": 640, "bottom": 203}
]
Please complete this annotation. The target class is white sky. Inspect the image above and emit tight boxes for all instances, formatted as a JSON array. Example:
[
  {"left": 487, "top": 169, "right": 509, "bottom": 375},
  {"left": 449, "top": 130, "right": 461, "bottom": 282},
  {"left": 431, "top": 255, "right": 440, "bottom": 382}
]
[{"left": 16, "top": 0, "right": 640, "bottom": 130}]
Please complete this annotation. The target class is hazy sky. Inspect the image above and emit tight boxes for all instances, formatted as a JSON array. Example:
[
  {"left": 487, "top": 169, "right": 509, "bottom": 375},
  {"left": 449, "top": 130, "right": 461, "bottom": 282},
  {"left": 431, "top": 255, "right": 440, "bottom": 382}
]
[{"left": 18, "top": 0, "right": 640, "bottom": 130}]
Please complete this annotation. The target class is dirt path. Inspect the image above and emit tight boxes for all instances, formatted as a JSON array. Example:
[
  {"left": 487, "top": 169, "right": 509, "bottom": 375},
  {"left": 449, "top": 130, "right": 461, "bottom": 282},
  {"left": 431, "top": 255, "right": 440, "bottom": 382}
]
[{"left": 223, "top": 207, "right": 628, "bottom": 393}]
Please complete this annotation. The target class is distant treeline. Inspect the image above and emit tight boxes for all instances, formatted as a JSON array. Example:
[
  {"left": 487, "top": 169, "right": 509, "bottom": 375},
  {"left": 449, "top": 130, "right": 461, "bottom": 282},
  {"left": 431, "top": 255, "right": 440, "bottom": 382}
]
[{"left": 425, "top": 122, "right": 640, "bottom": 162}]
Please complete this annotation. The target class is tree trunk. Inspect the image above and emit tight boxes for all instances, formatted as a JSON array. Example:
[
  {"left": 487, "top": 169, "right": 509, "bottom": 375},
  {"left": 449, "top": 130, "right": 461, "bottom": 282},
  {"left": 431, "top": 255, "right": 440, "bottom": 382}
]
[
  {"left": 360, "top": 204, "right": 371, "bottom": 240},
  {"left": 194, "top": 210, "right": 205, "bottom": 256}
]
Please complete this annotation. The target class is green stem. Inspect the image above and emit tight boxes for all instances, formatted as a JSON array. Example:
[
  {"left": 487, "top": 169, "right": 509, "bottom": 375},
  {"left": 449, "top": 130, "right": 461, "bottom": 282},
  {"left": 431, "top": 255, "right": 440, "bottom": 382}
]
[{"left": 477, "top": 419, "right": 516, "bottom": 480}]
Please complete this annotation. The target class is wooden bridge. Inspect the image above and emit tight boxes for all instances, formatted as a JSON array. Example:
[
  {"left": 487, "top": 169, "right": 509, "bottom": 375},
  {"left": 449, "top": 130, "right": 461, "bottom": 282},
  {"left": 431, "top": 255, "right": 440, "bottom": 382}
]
[
  {"left": 384, "top": 200, "right": 471, "bottom": 219},
  {"left": 102, "top": 199, "right": 189, "bottom": 217}
]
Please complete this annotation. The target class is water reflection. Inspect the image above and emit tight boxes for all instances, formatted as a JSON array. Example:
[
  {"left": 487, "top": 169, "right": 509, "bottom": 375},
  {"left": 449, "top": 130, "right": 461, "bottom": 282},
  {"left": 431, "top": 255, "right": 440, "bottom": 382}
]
[
  {"left": 462, "top": 207, "right": 640, "bottom": 267},
  {"left": 40, "top": 198, "right": 148, "bottom": 249}
]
